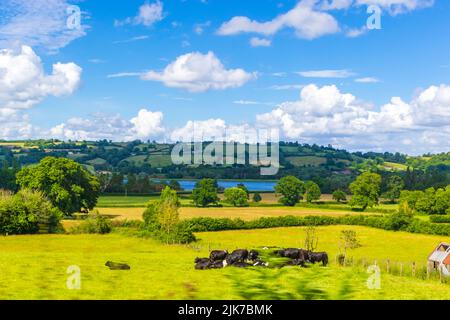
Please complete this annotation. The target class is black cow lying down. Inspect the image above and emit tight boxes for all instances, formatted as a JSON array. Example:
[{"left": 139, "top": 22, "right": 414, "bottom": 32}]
[
  {"left": 195, "top": 249, "right": 269, "bottom": 270},
  {"left": 225, "top": 249, "right": 249, "bottom": 265},
  {"left": 210, "top": 250, "right": 228, "bottom": 261},
  {"left": 105, "top": 261, "right": 131, "bottom": 270}
]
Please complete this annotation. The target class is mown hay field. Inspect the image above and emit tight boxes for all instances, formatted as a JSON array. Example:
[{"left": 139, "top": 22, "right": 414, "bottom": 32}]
[
  {"left": 0, "top": 225, "right": 449, "bottom": 300},
  {"left": 91, "top": 206, "right": 372, "bottom": 222}
]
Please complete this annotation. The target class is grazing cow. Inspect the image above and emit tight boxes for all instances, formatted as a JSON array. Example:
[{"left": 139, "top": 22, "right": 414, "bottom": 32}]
[
  {"left": 105, "top": 261, "right": 131, "bottom": 270},
  {"left": 248, "top": 250, "right": 260, "bottom": 261},
  {"left": 309, "top": 252, "right": 328, "bottom": 266},
  {"left": 195, "top": 257, "right": 210, "bottom": 264},
  {"left": 276, "top": 248, "right": 309, "bottom": 260},
  {"left": 210, "top": 250, "right": 228, "bottom": 261},
  {"left": 225, "top": 249, "right": 249, "bottom": 265}
]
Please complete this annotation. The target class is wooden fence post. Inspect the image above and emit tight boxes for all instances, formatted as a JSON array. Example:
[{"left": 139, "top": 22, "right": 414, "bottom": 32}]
[
  {"left": 412, "top": 262, "right": 416, "bottom": 277},
  {"left": 386, "top": 260, "right": 390, "bottom": 274}
]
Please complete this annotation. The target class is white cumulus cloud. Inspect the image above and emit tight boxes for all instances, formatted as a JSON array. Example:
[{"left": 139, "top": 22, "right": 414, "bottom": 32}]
[
  {"left": 217, "top": 0, "right": 340, "bottom": 40},
  {"left": 50, "top": 109, "right": 165, "bottom": 141},
  {"left": 255, "top": 83, "right": 450, "bottom": 154},
  {"left": 115, "top": 1, "right": 164, "bottom": 27},
  {"left": 141, "top": 51, "right": 256, "bottom": 92},
  {"left": 0, "top": 45, "right": 82, "bottom": 110}
]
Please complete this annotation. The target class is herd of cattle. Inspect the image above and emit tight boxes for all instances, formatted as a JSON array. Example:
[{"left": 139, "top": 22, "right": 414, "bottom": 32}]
[{"left": 194, "top": 248, "right": 329, "bottom": 270}]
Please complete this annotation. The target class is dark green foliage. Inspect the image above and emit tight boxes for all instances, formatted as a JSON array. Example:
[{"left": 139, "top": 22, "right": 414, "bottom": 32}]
[
  {"left": 0, "top": 189, "right": 63, "bottom": 235},
  {"left": 332, "top": 189, "right": 347, "bottom": 202},
  {"left": 191, "top": 178, "right": 220, "bottom": 207},
  {"left": 430, "top": 215, "right": 450, "bottom": 223},
  {"left": 382, "top": 175, "right": 404, "bottom": 202},
  {"left": 182, "top": 212, "right": 450, "bottom": 237},
  {"left": 400, "top": 186, "right": 450, "bottom": 215},
  {"left": 16, "top": 157, "right": 100, "bottom": 215},
  {"left": 349, "top": 172, "right": 382, "bottom": 210},
  {"left": 305, "top": 181, "right": 321, "bottom": 203},
  {"left": 252, "top": 192, "right": 262, "bottom": 203},
  {"left": 275, "top": 176, "right": 305, "bottom": 206}
]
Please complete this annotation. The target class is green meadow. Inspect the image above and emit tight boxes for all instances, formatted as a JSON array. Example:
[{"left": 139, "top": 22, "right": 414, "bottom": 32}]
[{"left": 0, "top": 225, "right": 448, "bottom": 300}]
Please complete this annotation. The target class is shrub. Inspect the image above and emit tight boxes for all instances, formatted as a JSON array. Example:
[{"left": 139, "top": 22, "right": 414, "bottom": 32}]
[
  {"left": 252, "top": 193, "right": 262, "bottom": 203},
  {"left": 332, "top": 190, "right": 347, "bottom": 203},
  {"left": 0, "top": 189, "right": 63, "bottom": 235},
  {"left": 430, "top": 215, "right": 450, "bottom": 224},
  {"left": 142, "top": 187, "right": 195, "bottom": 244},
  {"left": 70, "top": 212, "right": 112, "bottom": 234}
]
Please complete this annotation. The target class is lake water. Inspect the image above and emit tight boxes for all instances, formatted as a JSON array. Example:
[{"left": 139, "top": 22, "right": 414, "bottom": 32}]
[{"left": 174, "top": 180, "right": 277, "bottom": 192}]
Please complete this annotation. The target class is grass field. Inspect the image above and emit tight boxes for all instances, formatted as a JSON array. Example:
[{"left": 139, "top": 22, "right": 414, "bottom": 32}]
[
  {"left": 285, "top": 156, "right": 327, "bottom": 167},
  {"left": 0, "top": 225, "right": 449, "bottom": 300},
  {"left": 122, "top": 154, "right": 172, "bottom": 167}
]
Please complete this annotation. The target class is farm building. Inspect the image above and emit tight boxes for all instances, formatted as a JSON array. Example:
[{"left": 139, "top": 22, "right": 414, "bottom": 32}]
[{"left": 428, "top": 242, "right": 450, "bottom": 275}]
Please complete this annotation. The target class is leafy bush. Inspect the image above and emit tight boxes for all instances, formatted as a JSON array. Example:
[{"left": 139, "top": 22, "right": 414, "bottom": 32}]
[
  {"left": 430, "top": 215, "right": 450, "bottom": 223},
  {"left": 182, "top": 213, "right": 450, "bottom": 237},
  {"left": 69, "top": 212, "right": 112, "bottom": 234},
  {"left": 252, "top": 193, "right": 262, "bottom": 203},
  {"left": 0, "top": 189, "right": 63, "bottom": 235}
]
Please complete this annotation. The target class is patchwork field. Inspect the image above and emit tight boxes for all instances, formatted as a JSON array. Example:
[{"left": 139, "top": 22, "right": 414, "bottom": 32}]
[{"left": 0, "top": 225, "right": 448, "bottom": 300}]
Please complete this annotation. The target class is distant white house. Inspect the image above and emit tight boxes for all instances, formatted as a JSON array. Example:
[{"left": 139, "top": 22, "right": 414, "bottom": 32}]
[{"left": 428, "top": 242, "right": 450, "bottom": 276}]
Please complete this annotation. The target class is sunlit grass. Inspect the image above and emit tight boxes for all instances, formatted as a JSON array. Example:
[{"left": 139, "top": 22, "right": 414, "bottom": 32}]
[{"left": 0, "top": 225, "right": 449, "bottom": 300}]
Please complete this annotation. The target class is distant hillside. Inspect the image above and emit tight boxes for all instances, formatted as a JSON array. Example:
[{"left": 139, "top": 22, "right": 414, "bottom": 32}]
[{"left": 0, "top": 140, "right": 449, "bottom": 193}]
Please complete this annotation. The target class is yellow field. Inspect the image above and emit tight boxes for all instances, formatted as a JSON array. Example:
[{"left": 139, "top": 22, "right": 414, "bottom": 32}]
[{"left": 92, "top": 206, "right": 369, "bottom": 222}]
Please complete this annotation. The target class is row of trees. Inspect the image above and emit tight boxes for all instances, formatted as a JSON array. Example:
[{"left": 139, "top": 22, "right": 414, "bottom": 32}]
[{"left": 400, "top": 187, "right": 450, "bottom": 215}]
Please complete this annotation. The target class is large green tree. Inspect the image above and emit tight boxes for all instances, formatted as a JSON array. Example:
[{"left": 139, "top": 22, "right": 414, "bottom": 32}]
[
  {"left": 224, "top": 187, "right": 249, "bottom": 207},
  {"left": 305, "top": 181, "right": 321, "bottom": 203},
  {"left": 275, "top": 176, "right": 305, "bottom": 206},
  {"left": 191, "top": 178, "right": 219, "bottom": 207},
  {"left": 349, "top": 172, "right": 382, "bottom": 211},
  {"left": 16, "top": 157, "right": 100, "bottom": 215}
]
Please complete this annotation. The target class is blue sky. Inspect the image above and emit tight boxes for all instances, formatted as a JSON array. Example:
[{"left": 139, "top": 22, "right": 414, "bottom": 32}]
[{"left": 0, "top": 0, "right": 449, "bottom": 154}]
